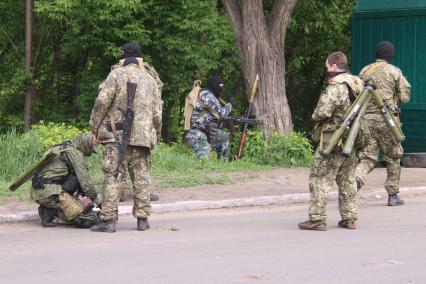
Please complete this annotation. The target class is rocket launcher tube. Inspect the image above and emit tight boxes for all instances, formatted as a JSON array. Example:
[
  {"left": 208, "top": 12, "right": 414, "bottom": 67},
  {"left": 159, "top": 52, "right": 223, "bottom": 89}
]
[
  {"left": 371, "top": 90, "right": 405, "bottom": 142},
  {"left": 341, "top": 93, "right": 371, "bottom": 157},
  {"left": 320, "top": 84, "right": 375, "bottom": 158}
]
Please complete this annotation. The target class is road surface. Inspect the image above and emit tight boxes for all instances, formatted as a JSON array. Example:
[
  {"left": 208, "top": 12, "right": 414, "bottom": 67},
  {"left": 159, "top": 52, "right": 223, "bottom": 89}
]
[{"left": 1, "top": 198, "right": 425, "bottom": 283}]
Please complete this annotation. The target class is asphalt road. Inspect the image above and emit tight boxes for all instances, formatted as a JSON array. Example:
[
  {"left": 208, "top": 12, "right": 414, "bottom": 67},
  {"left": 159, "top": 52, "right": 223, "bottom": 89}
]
[{"left": 1, "top": 198, "right": 425, "bottom": 284}]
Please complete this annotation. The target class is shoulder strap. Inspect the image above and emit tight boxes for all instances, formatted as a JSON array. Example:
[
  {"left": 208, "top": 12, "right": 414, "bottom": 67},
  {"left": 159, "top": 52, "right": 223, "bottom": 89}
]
[
  {"left": 198, "top": 92, "right": 221, "bottom": 120},
  {"left": 363, "top": 61, "right": 386, "bottom": 78}
]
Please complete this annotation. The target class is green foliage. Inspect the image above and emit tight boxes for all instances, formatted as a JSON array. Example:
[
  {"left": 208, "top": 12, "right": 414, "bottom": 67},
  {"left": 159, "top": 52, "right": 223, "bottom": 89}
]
[
  {"left": 0, "top": 129, "right": 44, "bottom": 180},
  {"left": 231, "top": 129, "right": 313, "bottom": 166},
  {"left": 286, "top": 0, "right": 357, "bottom": 132},
  {"left": 29, "top": 122, "right": 82, "bottom": 149}
]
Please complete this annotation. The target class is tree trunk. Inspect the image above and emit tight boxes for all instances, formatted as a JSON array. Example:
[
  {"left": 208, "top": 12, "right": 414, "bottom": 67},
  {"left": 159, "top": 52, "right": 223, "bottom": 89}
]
[
  {"left": 222, "top": 0, "right": 297, "bottom": 135},
  {"left": 23, "top": 0, "right": 33, "bottom": 132}
]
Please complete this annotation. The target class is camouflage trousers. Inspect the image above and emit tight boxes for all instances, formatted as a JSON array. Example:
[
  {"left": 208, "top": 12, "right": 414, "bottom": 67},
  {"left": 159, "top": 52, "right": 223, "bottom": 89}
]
[
  {"left": 355, "top": 114, "right": 403, "bottom": 194},
  {"left": 185, "top": 128, "right": 230, "bottom": 160},
  {"left": 100, "top": 143, "right": 151, "bottom": 222},
  {"left": 37, "top": 195, "right": 99, "bottom": 228},
  {"left": 308, "top": 147, "right": 358, "bottom": 222}
]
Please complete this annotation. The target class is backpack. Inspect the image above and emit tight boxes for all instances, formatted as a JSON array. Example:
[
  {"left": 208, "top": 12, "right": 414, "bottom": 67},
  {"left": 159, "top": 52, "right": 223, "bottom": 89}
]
[{"left": 184, "top": 80, "right": 202, "bottom": 131}]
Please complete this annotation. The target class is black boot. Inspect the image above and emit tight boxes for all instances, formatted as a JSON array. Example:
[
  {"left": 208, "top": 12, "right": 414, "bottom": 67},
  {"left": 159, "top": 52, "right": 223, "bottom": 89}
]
[
  {"left": 356, "top": 178, "right": 362, "bottom": 192},
  {"left": 91, "top": 220, "right": 116, "bottom": 233},
  {"left": 137, "top": 217, "right": 150, "bottom": 231},
  {"left": 150, "top": 193, "right": 159, "bottom": 202},
  {"left": 388, "top": 194, "right": 404, "bottom": 206},
  {"left": 38, "top": 206, "right": 57, "bottom": 227}
]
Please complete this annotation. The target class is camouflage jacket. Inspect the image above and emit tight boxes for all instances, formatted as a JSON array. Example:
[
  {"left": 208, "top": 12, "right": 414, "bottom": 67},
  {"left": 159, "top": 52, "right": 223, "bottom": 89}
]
[
  {"left": 190, "top": 89, "right": 232, "bottom": 131},
  {"left": 90, "top": 62, "right": 163, "bottom": 148},
  {"left": 30, "top": 144, "right": 98, "bottom": 201},
  {"left": 112, "top": 57, "right": 163, "bottom": 95},
  {"left": 313, "top": 73, "right": 364, "bottom": 132},
  {"left": 360, "top": 59, "right": 411, "bottom": 114}
]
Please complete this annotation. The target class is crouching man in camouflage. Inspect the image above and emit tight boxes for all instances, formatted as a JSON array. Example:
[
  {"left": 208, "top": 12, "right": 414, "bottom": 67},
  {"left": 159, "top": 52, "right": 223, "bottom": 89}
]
[
  {"left": 298, "top": 52, "right": 363, "bottom": 231},
  {"left": 31, "top": 132, "right": 102, "bottom": 228},
  {"left": 355, "top": 41, "right": 411, "bottom": 206},
  {"left": 90, "top": 42, "right": 162, "bottom": 233},
  {"left": 185, "top": 75, "right": 232, "bottom": 160}
]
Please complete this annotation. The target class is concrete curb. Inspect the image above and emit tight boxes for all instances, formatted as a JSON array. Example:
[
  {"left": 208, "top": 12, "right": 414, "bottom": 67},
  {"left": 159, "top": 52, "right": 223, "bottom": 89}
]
[{"left": 1, "top": 186, "right": 426, "bottom": 223}]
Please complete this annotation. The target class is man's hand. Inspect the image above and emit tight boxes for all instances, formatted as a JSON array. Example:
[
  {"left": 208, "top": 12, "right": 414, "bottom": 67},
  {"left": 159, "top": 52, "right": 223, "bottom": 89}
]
[
  {"left": 92, "top": 133, "right": 99, "bottom": 145},
  {"left": 94, "top": 194, "right": 103, "bottom": 206}
]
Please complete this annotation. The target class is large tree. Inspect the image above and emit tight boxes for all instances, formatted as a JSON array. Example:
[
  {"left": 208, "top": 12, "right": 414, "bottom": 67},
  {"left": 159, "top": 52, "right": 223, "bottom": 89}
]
[{"left": 222, "top": 0, "right": 297, "bottom": 135}]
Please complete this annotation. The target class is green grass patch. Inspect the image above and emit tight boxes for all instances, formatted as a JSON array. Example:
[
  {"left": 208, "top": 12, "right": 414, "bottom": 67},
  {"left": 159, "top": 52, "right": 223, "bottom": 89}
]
[{"left": 0, "top": 124, "right": 313, "bottom": 200}]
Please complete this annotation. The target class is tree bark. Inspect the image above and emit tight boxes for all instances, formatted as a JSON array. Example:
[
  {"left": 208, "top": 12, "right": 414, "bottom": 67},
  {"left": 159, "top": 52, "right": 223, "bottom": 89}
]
[
  {"left": 222, "top": 0, "right": 297, "bottom": 135},
  {"left": 23, "top": 0, "right": 34, "bottom": 132}
]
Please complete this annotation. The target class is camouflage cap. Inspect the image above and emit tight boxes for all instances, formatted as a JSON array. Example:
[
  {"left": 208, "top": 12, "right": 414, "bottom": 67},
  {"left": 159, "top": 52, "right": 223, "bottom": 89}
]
[{"left": 73, "top": 132, "right": 97, "bottom": 156}]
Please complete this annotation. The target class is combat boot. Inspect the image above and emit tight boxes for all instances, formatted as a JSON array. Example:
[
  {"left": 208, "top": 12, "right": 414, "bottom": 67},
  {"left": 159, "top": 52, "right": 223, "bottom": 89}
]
[
  {"left": 91, "top": 220, "right": 116, "bottom": 233},
  {"left": 38, "top": 206, "right": 57, "bottom": 227},
  {"left": 150, "top": 193, "right": 160, "bottom": 202},
  {"left": 356, "top": 178, "right": 362, "bottom": 192},
  {"left": 388, "top": 194, "right": 404, "bottom": 206},
  {"left": 137, "top": 217, "right": 150, "bottom": 231},
  {"left": 338, "top": 219, "right": 357, "bottom": 230},
  {"left": 298, "top": 220, "right": 326, "bottom": 231}
]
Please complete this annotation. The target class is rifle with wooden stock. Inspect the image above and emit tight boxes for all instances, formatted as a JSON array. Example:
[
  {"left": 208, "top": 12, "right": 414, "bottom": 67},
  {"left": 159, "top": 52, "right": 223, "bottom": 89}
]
[{"left": 236, "top": 74, "right": 259, "bottom": 160}]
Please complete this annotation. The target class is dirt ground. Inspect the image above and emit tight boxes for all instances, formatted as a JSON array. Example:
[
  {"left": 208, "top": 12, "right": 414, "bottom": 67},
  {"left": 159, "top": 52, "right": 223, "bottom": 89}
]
[{"left": 1, "top": 167, "right": 425, "bottom": 215}]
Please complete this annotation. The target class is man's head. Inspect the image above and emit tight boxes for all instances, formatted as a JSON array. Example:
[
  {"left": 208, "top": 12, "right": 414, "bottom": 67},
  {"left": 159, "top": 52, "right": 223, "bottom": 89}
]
[
  {"left": 376, "top": 41, "right": 394, "bottom": 61},
  {"left": 121, "top": 42, "right": 141, "bottom": 59},
  {"left": 326, "top": 51, "right": 349, "bottom": 73},
  {"left": 73, "top": 132, "right": 97, "bottom": 157},
  {"left": 207, "top": 75, "right": 224, "bottom": 96}
]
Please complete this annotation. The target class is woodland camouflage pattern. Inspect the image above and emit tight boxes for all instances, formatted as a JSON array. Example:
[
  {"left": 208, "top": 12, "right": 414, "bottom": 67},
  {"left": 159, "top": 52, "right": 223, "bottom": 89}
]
[
  {"left": 308, "top": 73, "right": 363, "bottom": 222},
  {"left": 186, "top": 89, "right": 232, "bottom": 159},
  {"left": 90, "top": 60, "right": 161, "bottom": 222},
  {"left": 355, "top": 59, "right": 411, "bottom": 194}
]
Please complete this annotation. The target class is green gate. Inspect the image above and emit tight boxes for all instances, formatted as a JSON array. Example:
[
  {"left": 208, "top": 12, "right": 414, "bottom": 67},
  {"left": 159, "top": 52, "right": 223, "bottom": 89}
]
[{"left": 352, "top": 0, "right": 426, "bottom": 153}]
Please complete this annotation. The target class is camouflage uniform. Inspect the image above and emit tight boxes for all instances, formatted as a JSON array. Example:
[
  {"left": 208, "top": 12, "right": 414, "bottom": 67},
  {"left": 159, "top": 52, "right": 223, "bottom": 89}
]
[
  {"left": 355, "top": 59, "right": 411, "bottom": 195},
  {"left": 31, "top": 133, "right": 100, "bottom": 227},
  {"left": 185, "top": 89, "right": 232, "bottom": 160},
  {"left": 308, "top": 74, "right": 364, "bottom": 222},
  {"left": 89, "top": 59, "right": 162, "bottom": 223}
]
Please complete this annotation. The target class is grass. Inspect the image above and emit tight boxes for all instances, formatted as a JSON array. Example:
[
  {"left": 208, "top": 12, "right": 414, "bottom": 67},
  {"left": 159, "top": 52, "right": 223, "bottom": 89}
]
[{"left": 0, "top": 126, "right": 312, "bottom": 201}]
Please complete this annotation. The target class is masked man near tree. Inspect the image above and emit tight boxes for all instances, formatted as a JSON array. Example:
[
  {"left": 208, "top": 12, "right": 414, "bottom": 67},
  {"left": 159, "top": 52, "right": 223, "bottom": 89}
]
[
  {"left": 31, "top": 132, "right": 102, "bottom": 228},
  {"left": 355, "top": 41, "right": 411, "bottom": 206},
  {"left": 298, "top": 51, "right": 364, "bottom": 231},
  {"left": 185, "top": 75, "right": 232, "bottom": 160},
  {"left": 90, "top": 42, "right": 162, "bottom": 233}
]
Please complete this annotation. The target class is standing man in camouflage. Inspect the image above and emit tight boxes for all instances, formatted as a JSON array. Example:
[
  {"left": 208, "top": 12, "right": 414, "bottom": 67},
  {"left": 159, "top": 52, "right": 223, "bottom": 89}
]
[
  {"left": 299, "top": 52, "right": 363, "bottom": 231},
  {"left": 90, "top": 42, "right": 162, "bottom": 233},
  {"left": 111, "top": 46, "right": 163, "bottom": 203},
  {"left": 185, "top": 75, "right": 232, "bottom": 160},
  {"left": 31, "top": 132, "right": 101, "bottom": 228},
  {"left": 355, "top": 41, "right": 411, "bottom": 206}
]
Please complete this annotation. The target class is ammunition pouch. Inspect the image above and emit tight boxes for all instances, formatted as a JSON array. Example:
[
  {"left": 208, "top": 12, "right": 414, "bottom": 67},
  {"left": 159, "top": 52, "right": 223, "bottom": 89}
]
[
  {"left": 58, "top": 191, "right": 84, "bottom": 221},
  {"left": 311, "top": 123, "right": 321, "bottom": 143},
  {"left": 107, "top": 122, "right": 124, "bottom": 132},
  {"left": 321, "top": 129, "right": 335, "bottom": 144}
]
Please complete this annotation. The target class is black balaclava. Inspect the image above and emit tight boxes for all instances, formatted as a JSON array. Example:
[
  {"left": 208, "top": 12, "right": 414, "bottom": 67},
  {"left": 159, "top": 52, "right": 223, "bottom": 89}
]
[
  {"left": 376, "top": 41, "right": 394, "bottom": 61},
  {"left": 121, "top": 42, "right": 141, "bottom": 59},
  {"left": 206, "top": 75, "right": 224, "bottom": 96}
]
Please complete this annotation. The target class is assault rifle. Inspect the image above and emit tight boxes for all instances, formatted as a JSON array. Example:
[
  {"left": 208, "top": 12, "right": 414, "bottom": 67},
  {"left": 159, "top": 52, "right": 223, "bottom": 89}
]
[
  {"left": 237, "top": 74, "right": 259, "bottom": 160},
  {"left": 117, "top": 81, "right": 137, "bottom": 168},
  {"left": 221, "top": 116, "right": 261, "bottom": 126}
]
